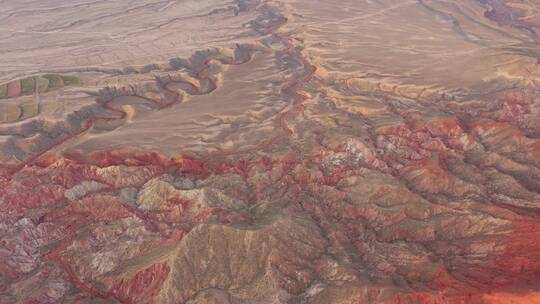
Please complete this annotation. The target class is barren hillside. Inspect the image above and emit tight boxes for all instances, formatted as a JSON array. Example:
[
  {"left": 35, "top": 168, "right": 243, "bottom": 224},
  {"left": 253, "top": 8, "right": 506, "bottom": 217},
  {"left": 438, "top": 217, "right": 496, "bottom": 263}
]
[{"left": 1, "top": 0, "right": 540, "bottom": 303}]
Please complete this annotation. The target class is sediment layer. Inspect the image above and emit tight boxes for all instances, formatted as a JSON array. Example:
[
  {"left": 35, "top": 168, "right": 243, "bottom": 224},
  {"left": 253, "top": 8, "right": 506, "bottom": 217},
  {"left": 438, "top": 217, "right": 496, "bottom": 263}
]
[{"left": 1, "top": 0, "right": 540, "bottom": 303}]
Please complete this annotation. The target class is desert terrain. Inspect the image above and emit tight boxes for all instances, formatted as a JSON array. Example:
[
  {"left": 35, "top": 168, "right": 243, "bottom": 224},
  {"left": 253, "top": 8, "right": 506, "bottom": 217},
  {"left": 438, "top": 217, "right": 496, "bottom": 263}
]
[{"left": 1, "top": 0, "right": 540, "bottom": 303}]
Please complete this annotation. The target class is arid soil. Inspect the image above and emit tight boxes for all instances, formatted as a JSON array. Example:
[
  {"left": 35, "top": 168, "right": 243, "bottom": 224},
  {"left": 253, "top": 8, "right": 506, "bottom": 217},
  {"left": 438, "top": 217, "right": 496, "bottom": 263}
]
[{"left": 1, "top": 0, "right": 540, "bottom": 303}]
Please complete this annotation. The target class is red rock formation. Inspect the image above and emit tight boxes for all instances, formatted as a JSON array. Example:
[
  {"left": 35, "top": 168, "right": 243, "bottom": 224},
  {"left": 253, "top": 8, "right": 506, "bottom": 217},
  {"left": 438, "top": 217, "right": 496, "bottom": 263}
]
[
  {"left": 109, "top": 263, "right": 171, "bottom": 304},
  {"left": 1, "top": 0, "right": 540, "bottom": 303}
]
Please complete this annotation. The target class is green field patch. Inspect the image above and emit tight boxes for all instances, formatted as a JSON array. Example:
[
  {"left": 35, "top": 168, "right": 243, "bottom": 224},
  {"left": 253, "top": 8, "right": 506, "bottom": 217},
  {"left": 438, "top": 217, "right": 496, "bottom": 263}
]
[
  {"left": 1, "top": 74, "right": 82, "bottom": 99},
  {"left": 20, "top": 78, "right": 35, "bottom": 94},
  {"left": 43, "top": 74, "right": 64, "bottom": 89},
  {"left": 35, "top": 77, "right": 50, "bottom": 93},
  {"left": 0, "top": 84, "right": 7, "bottom": 98}
]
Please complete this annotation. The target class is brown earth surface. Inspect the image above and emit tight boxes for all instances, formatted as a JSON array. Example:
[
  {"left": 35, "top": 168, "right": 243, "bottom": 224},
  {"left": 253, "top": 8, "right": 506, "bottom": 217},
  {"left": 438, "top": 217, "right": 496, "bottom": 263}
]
[{"left": 1, "top": 0, "right": 540, "bottom": 303}]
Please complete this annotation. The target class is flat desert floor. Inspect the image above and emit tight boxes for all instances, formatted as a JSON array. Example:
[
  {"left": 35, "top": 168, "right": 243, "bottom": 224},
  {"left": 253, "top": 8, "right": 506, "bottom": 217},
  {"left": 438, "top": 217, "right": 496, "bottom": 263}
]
[{"left": 1, "top": 0, "right": 540, "bottom": 303}]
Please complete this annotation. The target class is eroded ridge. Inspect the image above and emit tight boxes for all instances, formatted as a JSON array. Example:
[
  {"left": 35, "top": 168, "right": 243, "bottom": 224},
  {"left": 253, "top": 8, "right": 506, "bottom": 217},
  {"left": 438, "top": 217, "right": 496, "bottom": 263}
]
[
  {"left": 0, "top": 44, "right": 261, "bottom": 172},
  {"left": 1, "top": 0, "right": 540, "bottom": 303}
]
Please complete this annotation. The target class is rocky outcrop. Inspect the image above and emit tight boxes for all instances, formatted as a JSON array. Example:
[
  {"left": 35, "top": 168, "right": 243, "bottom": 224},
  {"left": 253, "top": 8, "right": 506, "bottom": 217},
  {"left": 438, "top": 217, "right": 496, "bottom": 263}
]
[{"left": 1, "top": 0, "right": 540, "bottom": 303}]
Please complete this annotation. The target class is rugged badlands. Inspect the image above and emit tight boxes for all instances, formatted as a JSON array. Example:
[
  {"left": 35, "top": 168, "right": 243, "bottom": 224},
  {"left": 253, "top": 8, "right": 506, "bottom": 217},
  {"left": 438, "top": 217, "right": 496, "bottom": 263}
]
[{"left": 1, "top": 0, "right": 540, "bottom": 303}]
